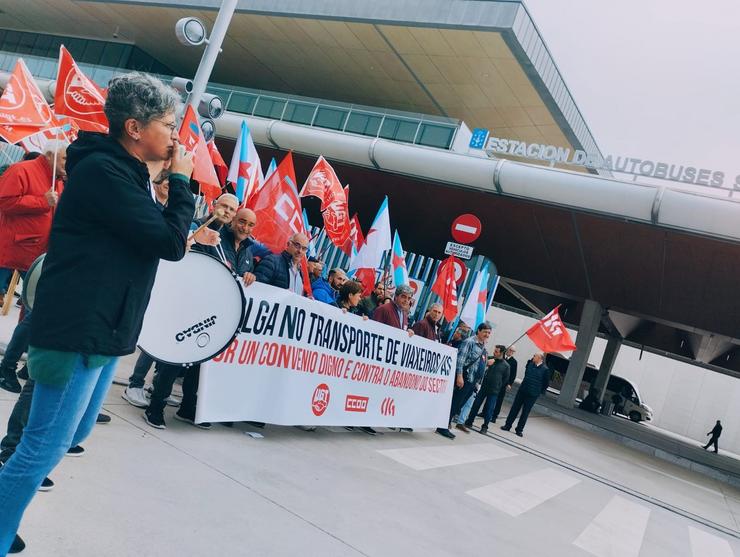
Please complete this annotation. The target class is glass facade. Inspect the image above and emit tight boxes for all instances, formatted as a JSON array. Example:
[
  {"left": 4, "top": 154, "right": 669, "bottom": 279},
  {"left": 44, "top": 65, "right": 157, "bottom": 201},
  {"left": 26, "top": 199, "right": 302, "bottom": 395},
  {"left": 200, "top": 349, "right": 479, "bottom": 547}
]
[
  {"left": 0, "top": 28, "right": 173, "bottom": 75},
  {"left": 0, "top": 30, "right": 460, "bottom": 150}
]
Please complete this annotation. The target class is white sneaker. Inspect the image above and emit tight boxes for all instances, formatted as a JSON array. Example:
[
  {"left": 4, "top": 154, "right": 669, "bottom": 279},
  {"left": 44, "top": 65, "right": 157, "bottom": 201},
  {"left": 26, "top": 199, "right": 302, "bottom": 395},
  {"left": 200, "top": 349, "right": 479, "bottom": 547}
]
[
  {"left": 122, "top": 387, "right": 149, "bottom": 408},
  {"left": 165, "top": 395, "right": 181, "bottom": 407}
]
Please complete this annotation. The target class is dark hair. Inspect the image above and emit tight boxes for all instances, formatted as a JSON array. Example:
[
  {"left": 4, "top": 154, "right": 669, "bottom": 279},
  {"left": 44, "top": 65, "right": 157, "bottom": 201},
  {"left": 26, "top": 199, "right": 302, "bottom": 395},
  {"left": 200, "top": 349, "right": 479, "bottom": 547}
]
[
  {"left": 153, "top": 168, "right": 170, "bottom": 184},
  {"left": 477, "top": 321, "right": 492, "bottom": 332},
  {"left": 495, "top": 344, "right": 506, "bottom": 354},
  {"left": 338, "top": 281, "right": 363, "bottom": 307},
  {"left": 22, "top": 151, "right": 42, "bottom": 161}
]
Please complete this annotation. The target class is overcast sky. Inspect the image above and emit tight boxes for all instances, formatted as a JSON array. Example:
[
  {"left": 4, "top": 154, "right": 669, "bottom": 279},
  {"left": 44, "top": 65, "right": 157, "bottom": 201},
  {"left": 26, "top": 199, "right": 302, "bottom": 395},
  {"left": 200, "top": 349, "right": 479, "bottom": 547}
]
[{"left": 524, "top": 0, "right": 740, "bottom": 191}]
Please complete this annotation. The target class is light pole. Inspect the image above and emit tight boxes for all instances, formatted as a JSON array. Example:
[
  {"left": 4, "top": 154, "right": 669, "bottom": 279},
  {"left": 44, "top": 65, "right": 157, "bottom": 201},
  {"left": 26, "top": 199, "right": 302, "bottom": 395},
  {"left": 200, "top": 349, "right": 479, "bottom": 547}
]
[{"left": 174, "top": 0, "right": 237, "bottom": 114}]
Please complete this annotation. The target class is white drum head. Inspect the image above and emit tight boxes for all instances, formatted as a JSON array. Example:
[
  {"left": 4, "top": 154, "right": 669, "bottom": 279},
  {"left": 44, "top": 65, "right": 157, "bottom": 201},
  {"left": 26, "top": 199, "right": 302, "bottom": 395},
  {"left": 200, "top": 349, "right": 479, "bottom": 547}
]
[{"left": 138, "top": 251, "right": 245, "bottom": 366}]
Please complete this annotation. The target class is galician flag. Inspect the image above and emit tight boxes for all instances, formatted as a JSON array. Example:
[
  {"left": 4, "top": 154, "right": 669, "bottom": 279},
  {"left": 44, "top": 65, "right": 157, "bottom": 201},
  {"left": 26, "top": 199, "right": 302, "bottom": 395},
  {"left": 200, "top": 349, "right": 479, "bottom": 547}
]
[
  {"left": 459, "top": 265, "right": 489, "bottom": 330},
  {"left": 228, "top": 120, "right": 262, "bottom": 204},
  {"left": 391, "top": 230, "right": 409, "bottom": 287},
  {"left": 350, "top": 196, "right": 392, "bottom": 294},
  {"left": 265, "top": 157, "right": 277, "bottom": 181}
]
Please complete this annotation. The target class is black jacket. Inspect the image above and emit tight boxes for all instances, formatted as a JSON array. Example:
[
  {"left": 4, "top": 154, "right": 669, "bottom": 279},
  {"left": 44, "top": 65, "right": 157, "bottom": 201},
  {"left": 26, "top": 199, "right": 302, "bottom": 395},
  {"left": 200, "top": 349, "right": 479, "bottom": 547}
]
[
  {"left": 505, "top": 356, "right": 518, "bottom": 386},
  {"left": 519, "top": 361, "right": 551, "bottom": 396},
  {"left": 254, "top": 250, "right": 300, "bottom": 290},
  {"left": 708, "top": 424, "right": 723, "bottom": 438},
  {"left": 30, "top": 132, "right": 194, "bottom": 355},
  {"left": 480, "top": 359, "right": 510, "bottom": 395},
  {"left": 190, "top": 217, "right": 255, "bottom": 276}
]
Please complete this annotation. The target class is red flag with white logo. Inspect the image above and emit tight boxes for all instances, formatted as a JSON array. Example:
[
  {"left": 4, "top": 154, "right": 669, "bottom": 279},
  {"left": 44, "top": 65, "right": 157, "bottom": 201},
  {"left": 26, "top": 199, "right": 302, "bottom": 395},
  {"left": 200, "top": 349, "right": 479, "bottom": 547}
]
[
  {"left": 526, "top": 306, "right": 577, "bottom": 353},
  {"left": 0, "top": 58, "right": 55, "bottom": 143},
  {"left": 431, "top": 256, "right": 459, "bottom": 322},
  {"left": 178, "top": 105, "right": 221, "bottom": 205},
  {"left": 55, "top": 45, "right": 109, "bottom": 132},
  {"left": 249, "top": 152, "right": 305, "bottom": 253},
  {"left": 299, "top": 156, "right": 350, "bottom": 250}
]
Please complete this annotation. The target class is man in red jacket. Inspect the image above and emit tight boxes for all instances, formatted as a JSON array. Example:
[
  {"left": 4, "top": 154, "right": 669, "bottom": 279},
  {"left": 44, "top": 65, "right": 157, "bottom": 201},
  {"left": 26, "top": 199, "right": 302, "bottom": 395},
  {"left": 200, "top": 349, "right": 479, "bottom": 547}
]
[
  {"left": 412, "top": 303, "right": 443, "bottom": 341},
  {"left": 0, "top": 141, "right": 68, "bottom": 302},
  {"left": 0, "top": 141, "right": 67, "bottom": 393},
  {"left": 371, "top": 284, "right": 415, "bottom": 336}
]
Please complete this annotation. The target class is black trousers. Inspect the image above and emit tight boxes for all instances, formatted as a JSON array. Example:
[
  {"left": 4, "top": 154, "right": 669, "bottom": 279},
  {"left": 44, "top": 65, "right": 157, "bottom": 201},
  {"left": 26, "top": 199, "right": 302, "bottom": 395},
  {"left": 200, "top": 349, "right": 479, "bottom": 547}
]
[
  {"left": 492, "top": 384, "right": 508, "bottom": 421},
  {"left": 703, "top": 436, "right": 719, "bottom": 453},
  {"left": 149, "top": 362, "right": 199, "bottom": 417},
  {"left": 0, "top": 378, "right": 34, "bottom": 463},
  {"left": 504, "top": 389, "right": 539, "bottom": 433}
]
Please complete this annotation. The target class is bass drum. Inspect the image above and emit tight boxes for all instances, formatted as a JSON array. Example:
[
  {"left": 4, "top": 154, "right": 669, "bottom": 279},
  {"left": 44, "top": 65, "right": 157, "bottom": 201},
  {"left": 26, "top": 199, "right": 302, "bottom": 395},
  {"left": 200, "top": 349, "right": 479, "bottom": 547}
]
[
  {"left": 138, "top": 251, "right": 245, "bottom": 366},
  {"left": 21, "top": 253, "right": 45, "bottom": 310}
]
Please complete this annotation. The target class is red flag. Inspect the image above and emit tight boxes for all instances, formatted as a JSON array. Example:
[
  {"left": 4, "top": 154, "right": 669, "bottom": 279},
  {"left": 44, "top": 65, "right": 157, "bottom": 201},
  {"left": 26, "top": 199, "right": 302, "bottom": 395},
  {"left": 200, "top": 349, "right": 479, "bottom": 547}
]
[
  {"left": 249, "top": 152, "right": 304, "bottom": 253},
  {"left": 207, "top": 140, "right": 228, "bottom": 186},
  {"left": 0, "top": 59, "right": 54, "bottom": 143},
  {"left": 354, "top": 268, "right": 377, "bottom": 297},
  {"left": 526, "top": 306, "right": 577, "bottom": 353},
  {"left": 299, "top": 156, "right": 350, "bottom": 250},
  {"left": 179, "top": 105, "right": 220, "bottom": 205},
  {"left": 431, "top": 257, "right": 459, "bottom": 321},
  {"left": 55, "top": 45, "right": 108, "bottom": 132}
]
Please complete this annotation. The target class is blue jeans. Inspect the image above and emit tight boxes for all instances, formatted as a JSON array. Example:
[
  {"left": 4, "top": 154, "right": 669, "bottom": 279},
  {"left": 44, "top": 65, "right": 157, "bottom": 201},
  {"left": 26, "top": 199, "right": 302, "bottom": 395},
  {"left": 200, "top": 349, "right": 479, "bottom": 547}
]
[
  {"left": 0, "top": 354, "right": 118, "bottom": 553},
  {"left": 455, "top": 392, "right": 476, "bottom": 424}
]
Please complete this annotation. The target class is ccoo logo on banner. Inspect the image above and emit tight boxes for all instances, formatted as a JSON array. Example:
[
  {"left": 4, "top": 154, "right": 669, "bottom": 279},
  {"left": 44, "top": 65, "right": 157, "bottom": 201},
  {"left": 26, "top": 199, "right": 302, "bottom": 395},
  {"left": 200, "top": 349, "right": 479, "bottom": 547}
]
[{"left": 196, "top": 283, "right": 456, "bottom": 427}]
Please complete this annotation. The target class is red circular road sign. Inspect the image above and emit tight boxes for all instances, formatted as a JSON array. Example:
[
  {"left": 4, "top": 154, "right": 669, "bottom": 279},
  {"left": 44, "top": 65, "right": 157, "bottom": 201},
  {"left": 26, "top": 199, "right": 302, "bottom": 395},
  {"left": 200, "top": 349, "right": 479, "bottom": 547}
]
[
  {"left": 439, "top": 256, "right": 468, "bottom": 287},
  {"left": 451, "top": 214, "right": 482, "bottom": 244}
]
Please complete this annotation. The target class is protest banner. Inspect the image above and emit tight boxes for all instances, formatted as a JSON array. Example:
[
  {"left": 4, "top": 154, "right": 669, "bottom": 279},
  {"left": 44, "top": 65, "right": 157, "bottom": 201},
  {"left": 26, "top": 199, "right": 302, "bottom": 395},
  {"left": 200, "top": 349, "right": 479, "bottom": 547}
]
[{"left": 196, "top": 283, "right": 456, "bottom": 427}]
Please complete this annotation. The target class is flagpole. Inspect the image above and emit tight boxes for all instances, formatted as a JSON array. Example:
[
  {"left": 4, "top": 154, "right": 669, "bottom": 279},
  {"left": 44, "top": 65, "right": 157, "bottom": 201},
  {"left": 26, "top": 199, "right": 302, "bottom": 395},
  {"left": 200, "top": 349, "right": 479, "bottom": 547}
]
[{"left": 50, "top": 128, "right": 59, "bottom": 192}]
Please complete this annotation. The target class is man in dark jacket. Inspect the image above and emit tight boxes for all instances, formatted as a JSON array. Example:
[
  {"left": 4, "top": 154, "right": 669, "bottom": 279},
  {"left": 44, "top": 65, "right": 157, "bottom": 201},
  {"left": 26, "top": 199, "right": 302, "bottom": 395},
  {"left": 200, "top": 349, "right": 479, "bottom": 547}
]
[
  {"left": 412, "top": 303, "right": 442, "bottom": 341},
  {"left": 501, "top": 352, "right": 550, "bottom": 437},
  {"left": 702, "top": 420, "right": 723, "bottom": 453},
  {"left": 254, "top": 233, "right": 309, "bottom": 294},
  {"left": 357, "top": 280, "right": 386, "bottom": 317},
  {"left": 492, "top": 345, "right": 518, "bottom": 422},
  {"left": 0, "top": 72, "right": 194, "bottom": 556},
  {"left": 465, "top": 345, "right": 509, "bottom": 434}
]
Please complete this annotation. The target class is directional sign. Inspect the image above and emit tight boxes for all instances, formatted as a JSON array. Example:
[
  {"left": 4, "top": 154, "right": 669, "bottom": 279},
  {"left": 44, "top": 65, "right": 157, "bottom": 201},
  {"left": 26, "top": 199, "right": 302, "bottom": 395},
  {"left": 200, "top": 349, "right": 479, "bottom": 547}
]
[
  {"left": 451, "top": 214, "right": 482, "bottom": 244},
  {"left": 445, "top": 241, "right": 474, "bottom": 260}
]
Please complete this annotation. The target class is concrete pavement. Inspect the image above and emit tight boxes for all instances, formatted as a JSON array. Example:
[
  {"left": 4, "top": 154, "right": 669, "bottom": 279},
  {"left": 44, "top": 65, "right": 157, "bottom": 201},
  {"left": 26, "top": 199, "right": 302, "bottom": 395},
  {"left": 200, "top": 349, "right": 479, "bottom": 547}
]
[{"left": 0, "top": 349, "right": 736, "bottom": 556}]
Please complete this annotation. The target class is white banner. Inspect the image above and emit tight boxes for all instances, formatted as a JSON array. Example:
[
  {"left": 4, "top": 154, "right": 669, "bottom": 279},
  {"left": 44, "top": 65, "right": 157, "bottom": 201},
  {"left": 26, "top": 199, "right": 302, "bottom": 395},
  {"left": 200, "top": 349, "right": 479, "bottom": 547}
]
[{"left": 196, "top": 283, "right": 456, "bottom": 427}]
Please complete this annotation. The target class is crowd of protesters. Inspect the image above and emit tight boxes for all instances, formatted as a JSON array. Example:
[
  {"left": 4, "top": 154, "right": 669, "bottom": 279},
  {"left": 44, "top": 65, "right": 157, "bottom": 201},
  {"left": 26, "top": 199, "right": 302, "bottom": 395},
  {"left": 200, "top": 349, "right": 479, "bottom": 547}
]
[{"left": 0, "top": 71, "right": 550, "bottom": 555}]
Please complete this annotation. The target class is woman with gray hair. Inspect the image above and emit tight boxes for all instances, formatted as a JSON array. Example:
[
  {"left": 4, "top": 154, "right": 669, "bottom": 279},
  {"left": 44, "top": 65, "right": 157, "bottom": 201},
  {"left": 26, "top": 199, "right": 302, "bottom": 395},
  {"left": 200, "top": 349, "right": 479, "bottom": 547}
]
[{"left": 0, "top": 72, "right": 195, "bottom": 555}]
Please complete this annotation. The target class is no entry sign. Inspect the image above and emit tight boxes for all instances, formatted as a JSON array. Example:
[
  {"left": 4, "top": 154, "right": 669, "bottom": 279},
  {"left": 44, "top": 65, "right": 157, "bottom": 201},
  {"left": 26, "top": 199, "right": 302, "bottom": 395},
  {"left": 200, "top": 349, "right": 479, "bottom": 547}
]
[{"left": 451, "top": 214, "right": 482, "bottom": 244}]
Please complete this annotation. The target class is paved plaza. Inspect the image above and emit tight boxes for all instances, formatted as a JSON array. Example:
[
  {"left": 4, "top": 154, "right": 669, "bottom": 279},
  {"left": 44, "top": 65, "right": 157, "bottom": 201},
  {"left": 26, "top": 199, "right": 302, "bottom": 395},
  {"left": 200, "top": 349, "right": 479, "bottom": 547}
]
[{"left": 0, "top": 332, "right": 737, "bottom": 556}]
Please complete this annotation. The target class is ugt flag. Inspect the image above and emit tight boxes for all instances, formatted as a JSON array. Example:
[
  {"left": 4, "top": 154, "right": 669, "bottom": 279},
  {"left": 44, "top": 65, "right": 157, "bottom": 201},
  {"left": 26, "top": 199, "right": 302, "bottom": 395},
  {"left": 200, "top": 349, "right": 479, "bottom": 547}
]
[
  {"left": 0, "top": 58, "right": 54, "bottom": 143},
  {"left": 526, "top": 306, "right": 577, "bottom": 353},
  {"left": 55, "top": 45, "right": 108, "bottom": 132}
]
